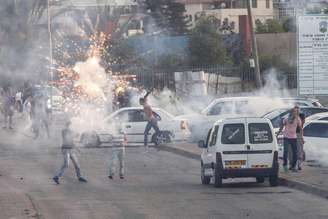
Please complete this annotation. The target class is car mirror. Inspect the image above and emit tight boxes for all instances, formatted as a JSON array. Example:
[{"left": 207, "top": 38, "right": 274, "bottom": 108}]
[{"left": 198, "top": 140, "right": 207, "bottom": 148}]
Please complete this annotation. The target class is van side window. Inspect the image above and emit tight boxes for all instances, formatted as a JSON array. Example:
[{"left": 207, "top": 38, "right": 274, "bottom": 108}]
[
  {"left": 221, "top": 124, "right": 245, "bottom": 144},
  {"left": 209, "top": 125, "right": 219, "bottom": 146},
  {"left": 248, "top": 123, "right": 273, "bottom": 144},
  {"left": 205, "top": 128, "right": 212, "bottom": 147}
]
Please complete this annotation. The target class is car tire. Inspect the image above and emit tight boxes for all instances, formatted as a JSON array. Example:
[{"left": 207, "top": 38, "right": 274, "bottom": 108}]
[
  {"left": 269, "top": 174, "right": 279, "bottom": 187},
  {"left": 213, "top": 163, "right": 222, "bottom": 188},
  {"left": 81, "top": 132, "right": 101, "bottom": 147},
  {"left": 152, "top": 131, "right": 171, "bottom": 146},
  {"left": 256, "top": 177, "right": 265, "bottom": 183},
  {"left": 201, "top": 163, "right": 211, "bottom": 185}
]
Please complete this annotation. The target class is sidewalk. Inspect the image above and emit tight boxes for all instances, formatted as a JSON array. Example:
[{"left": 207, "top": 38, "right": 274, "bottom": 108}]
[{"left": 161, "top": 143, "right": 328, "bottom": 199}]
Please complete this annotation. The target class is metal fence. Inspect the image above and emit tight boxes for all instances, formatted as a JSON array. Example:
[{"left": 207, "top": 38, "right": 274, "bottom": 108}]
[
  {"left": 118, "top": 64, "right": 297, "bottom": 93},
  {"left": 125, "top": 64, "right": 254, "bottom": 90}
]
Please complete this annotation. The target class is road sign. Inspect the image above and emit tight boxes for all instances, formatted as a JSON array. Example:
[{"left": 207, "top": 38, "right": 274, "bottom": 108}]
[{"left": 298, "top": 15, "right": 328, "bottom": 96}]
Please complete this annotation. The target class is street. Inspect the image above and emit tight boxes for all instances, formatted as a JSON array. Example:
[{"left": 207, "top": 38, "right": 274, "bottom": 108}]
[{"left": 0, "top": 129, "right": 327, "bottom": 219}]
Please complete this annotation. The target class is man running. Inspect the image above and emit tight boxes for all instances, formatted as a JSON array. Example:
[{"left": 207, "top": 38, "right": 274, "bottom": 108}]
[
  {"left": 53, "top": 121, "right": 87, "bottom": 184},
  {"left": 139, "top": 90, "right": 160, "bottom": 151}
]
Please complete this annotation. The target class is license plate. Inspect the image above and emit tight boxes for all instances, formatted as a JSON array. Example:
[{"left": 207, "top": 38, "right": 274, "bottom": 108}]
[{"left": 225, "top": 160, "right": 246, "bottom": 166}]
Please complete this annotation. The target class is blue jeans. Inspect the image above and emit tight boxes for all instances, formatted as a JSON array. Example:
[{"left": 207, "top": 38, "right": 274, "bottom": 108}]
[
  {"left": 144, "top": 118, "right": 160, "bottom": 146},
  {"left": 55, "top": 149, "right": 81, "bottom": 178},
  {"left": 109, "top": 148, "right": 125, "bottom": 176},
  {"left": 283, "top": 138, "right": 297, "bottom": 169}
]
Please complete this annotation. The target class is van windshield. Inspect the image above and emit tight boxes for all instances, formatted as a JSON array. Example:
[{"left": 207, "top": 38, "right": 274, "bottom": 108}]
[{"left": 248, "top": 123, "right": 273, "bottom": 144}]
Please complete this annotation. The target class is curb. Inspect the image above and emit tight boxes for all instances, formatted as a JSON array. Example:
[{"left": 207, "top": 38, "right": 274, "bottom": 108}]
[
  {"left": 160, "top": 144, "right": 328, "bottom": 199},
  {"left": 279, "top": 177, "right": 328, "bottom": 200},
  {"left": 159, "top": 145, "right": 200, "bottom": 161}
]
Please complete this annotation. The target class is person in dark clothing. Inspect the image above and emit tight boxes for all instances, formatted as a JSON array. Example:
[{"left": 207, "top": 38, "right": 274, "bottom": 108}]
[{"left": 296, "top": 113, "right": 306, "bottom": 170}]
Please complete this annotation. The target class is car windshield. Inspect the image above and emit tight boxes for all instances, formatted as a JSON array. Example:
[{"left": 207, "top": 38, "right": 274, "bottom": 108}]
[{"left": 263, "top": 108, "right": 288, "bottom": 120}]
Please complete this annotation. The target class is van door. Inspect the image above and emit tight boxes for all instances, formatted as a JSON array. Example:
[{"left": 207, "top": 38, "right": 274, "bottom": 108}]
[
  {"left": 246, "top": 118, "right": 276, "bottom": 169},
  {"left": 220, "top": 119, "right": 248, "bottom": 169},
  {"left": 204, "top": 125, "right": 220, "bottom": 165}
]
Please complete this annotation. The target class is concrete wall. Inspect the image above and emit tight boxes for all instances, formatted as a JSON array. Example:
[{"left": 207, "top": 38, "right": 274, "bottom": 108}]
[{"left": 256, "top": 32, "right": 297, "bottom": 66}]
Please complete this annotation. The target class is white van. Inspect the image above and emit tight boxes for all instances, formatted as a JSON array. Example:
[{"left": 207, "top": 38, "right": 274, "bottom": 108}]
[{"left": 198, "top": 117, "right": 279, "bottom": 187}]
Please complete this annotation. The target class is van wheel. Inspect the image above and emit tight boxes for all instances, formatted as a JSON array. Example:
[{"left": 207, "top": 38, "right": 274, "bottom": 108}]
[
  {"left": 269, "top": 174, "right": 279, "bottom": 187},
  {"left": 201, "top": 163, "right": 211, "bottom": 185},
  {"left": 256, "top": 177, "right": 265, "bottom": 183},
  {"left": 213, "top": 163, "right": 222, "bottom": 188}
]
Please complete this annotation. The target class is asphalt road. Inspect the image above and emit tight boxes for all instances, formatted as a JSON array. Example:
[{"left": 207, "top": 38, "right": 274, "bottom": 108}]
[{"left": 0, "top": 128, "right": 328, "bottom": 219}]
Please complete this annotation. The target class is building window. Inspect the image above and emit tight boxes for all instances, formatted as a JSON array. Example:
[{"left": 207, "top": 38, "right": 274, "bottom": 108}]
[
  {"left": 252, "top": 0, "right": 257, "bottom": 8},
  {"left": 266, "top": 0, "right": 270, "bottom": 8}
]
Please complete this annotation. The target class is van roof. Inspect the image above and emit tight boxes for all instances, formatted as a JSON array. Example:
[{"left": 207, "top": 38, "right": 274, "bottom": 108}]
[{"left": 213, "top": 117, "right": 271, "bottom": 125}]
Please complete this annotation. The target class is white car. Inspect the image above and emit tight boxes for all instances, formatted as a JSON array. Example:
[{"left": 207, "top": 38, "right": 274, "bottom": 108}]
[
  {"left": 305, "top": 112, "right": 328, "bottom": 122},
  {"left": 198, "top": 117, "right": 279, "bottom": 187},
  {"left": 81, "top": 107, "right": 191, "bottom": 147},
  {"left": 303, "top": 120, "right": 328, "bottom": 165},
  {"left": 177, "top": 96, "right": 288, "bottom": 142},
  {"left": 280, "top": 97, "right": 322, "bottom": 107}
]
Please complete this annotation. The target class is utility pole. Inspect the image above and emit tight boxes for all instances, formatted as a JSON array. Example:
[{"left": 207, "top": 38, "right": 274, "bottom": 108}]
[
  {"left": 48, "top": 0, "right": 54, "bottom": 107},
  {"left": 246, "top": 0, "right": 262, "bottom": 88}
]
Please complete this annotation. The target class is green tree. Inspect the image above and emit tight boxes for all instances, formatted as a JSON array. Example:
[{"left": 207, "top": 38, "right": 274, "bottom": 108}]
[
  {"left": 282, "top": 17, "right": 296, "bottom": 32},
  {"left": 255, "top": 19, "right": 285, "bottom": 33},
  {"left": 188, "top": 17, "right": 231, "bottom": 66},
  {"left": 143, "top": 0, "right": 190, "bottom": 35},
  {"left": 0, "top": 0, "right": 51, "bottom": 83},
  {"left": 255, "top": 19, "right": 267, "bottom": 33},
  {"left": 266, "top": 19, "right": 284, "bottom": 33}
]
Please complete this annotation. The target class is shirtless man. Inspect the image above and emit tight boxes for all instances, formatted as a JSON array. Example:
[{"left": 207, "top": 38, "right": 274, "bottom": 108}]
[{"left": 139, "top": 90, "right": 160, "bottom": 151}]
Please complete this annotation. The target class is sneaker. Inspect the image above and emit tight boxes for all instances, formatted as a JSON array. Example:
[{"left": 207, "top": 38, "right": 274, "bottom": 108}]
[
  {"left": 53, "top": 176, "right": 60, "bottom": 185},
  {"left": 108, "top": 175, "right": 113, "bottom": 180},
  {"left": 120, "top": 175, "right": 124, "bottom": 179},
  {"left": 298, "top": 166, "right": 302, "bottom": 171},
  {"left": 78, "top": 177, "right": 88, "bottom": 183},
  {"left": 283, "top": 165, "right": 288, "bottom": 173}
]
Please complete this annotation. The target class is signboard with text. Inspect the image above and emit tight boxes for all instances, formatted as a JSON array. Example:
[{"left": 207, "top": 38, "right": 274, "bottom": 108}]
[{"left": 298, "top": 15, "right": 328, "bottom": 96}]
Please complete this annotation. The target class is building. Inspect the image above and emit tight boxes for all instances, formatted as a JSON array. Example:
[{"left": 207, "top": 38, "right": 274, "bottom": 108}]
[
  {"left": 273, "top": 0, "right": 328, "bottom": 20},
  {"left": 176, "top": 0, "right": 275, "bottom": 33},
  {"left": 273, "top": 0, "right": 306, "bottom": 20}
]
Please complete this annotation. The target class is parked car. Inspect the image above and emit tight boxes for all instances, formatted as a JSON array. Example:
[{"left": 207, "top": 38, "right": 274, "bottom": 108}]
[
  {"left": 80, "top": 107, "right": 191, "bottom": 147},
  {"left": 198, "top": 117, "right": 279, "bottom": 187},
  {"left": 178, "top": 96, "right": 290, "bottom": 142},
  {"left": 263, "top": 106, "right": 328, "bottom": 158},
  {"left": 303, "top": 120, "right": 328, "bottom": 164},
  {"left": 280, "top": 97, "right": 322, "bottom": 107},
  {"left": 305, "top": 112, "right": 328, "bottom": 122},
  {"left": 263, "top": 107, "right": 328, "bottom": 129}
]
